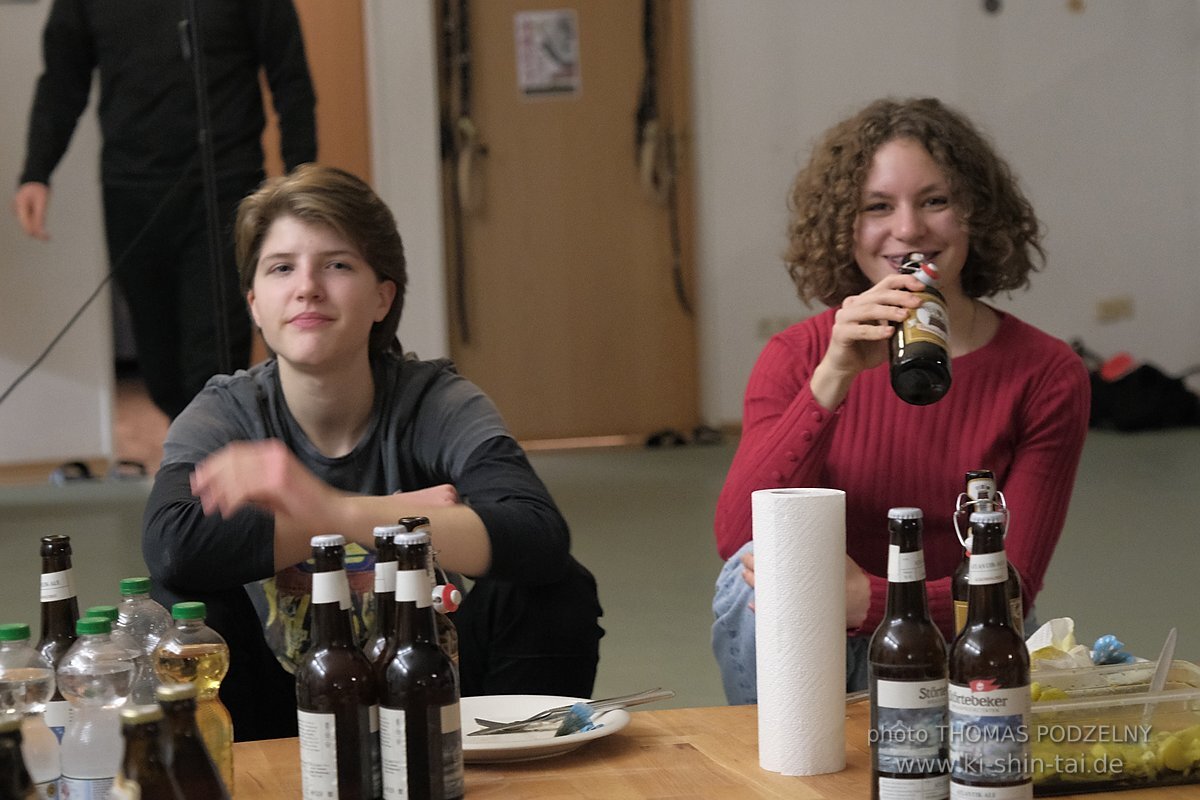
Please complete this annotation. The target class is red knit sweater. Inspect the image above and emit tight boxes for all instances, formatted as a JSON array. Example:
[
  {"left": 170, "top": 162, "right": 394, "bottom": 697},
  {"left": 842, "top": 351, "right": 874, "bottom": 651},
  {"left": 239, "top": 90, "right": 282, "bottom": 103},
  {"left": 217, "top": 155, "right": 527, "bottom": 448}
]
[{"left": 714, "top": 307, "right": 1090, "bottom": 641}]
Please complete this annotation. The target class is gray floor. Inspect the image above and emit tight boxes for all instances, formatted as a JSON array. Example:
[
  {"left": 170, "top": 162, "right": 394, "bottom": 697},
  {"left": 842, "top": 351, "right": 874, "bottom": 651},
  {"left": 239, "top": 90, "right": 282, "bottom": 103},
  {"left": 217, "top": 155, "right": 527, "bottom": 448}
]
[{"left": 1, "top": 428, "right": 1196, "bottom": 710}]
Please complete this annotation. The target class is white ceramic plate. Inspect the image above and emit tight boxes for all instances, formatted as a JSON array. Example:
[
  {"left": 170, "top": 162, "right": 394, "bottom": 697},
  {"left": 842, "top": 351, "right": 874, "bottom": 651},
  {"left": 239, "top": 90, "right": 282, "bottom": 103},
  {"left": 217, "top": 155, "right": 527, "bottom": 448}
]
[{"left": 460, "top": 694, "right": 631, "bottom": 764}]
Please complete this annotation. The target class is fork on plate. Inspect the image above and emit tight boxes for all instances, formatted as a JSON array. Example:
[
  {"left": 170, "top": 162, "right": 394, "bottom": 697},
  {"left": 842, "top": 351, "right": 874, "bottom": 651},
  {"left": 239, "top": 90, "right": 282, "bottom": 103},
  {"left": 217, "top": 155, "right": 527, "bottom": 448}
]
[{"left": 468, "top": 687, "right": 675, "bottom": 736}]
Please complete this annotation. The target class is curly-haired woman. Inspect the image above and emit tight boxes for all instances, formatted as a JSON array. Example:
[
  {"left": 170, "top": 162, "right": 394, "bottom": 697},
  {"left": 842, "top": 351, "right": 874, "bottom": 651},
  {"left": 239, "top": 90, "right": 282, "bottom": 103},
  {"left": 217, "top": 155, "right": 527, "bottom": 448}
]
[{"left": 712, "top": 97, "right": 1089, "bottom": 704}]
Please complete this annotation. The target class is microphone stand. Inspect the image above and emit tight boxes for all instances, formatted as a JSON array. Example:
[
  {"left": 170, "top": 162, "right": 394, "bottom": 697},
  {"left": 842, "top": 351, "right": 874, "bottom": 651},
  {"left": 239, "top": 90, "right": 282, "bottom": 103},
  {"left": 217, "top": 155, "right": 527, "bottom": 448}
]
[{"left": 179, "top": 0, "right": 232, "bottom": 375}]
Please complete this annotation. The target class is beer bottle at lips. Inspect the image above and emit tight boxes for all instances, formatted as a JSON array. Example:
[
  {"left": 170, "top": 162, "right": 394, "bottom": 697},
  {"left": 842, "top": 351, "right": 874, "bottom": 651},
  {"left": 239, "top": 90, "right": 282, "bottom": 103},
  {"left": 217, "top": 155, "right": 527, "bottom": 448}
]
[
  {"left": 950, "top": 471, "right": 1025, "bottom": 637},
  {"left": 868, "top": 508, "right": 949, "bottom": 800},
  {"left": 154, "top": 602, "right": 233, "bottom": 792},
  {"left": 156, "top": 682, "right": 230, "bottom": 800},
  {"left": 296, "top": 534, "right": 382, "bottom": 800},
  {"left": 35, "top": 535, "right": 79, "bottom": 743},
  {"left": 364, "top": 524, "right": 400, "bottom": 665},
  {"left": 948, "top": 510, "right": 1032, "bottom": 798},
  {"left": 889, "top": 253, "right": 952, "bottom": 405},
  {"left": 0, "top": 623, "right": 59, "bottom": 798},
  {"left": 378, "top": 528, "right": 464, "bottom": 800},
  {"left": 112, "top": 704, "right": 183, "bottom": 800},
  {"left": 0, "top": 715, "right": 35, "bottom": 800}
]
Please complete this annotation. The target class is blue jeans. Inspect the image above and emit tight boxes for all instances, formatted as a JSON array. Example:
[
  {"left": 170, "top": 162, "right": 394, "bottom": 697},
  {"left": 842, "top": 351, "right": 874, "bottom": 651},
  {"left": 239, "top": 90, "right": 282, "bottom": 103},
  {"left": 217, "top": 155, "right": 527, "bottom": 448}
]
[
  {"left": 711, "top": 541, "right": 868, "bottom": 705},
  {"left": 712, "top": 541, "right": 1039, "bottom": 705}
]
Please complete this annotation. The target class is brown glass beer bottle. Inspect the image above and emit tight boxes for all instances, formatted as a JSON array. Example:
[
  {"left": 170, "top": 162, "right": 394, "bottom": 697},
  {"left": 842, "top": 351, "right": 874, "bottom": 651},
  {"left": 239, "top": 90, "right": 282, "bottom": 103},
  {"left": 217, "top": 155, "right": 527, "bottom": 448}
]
[
  {"left": 364, "top": 524, "right": 400, "bottom": 665},
  {"left": 36, "top": 534, "right": 79, "bottom": 741},
  {"left": 890, "top": 254, "right": 952, "bottom": 405},
  {"left": 868, "top": 507, "right": 948, "bottom": 800},
  {"left": 951, "top": 470, "right": 1025, "bottom": 636},
  {"left": 378, "top": 527, "right": 464, "bottom": 800},
  {"left": 113, "top": 704, "right": 183, "bottom": 800},
  {"left": 947, "top": 510, "right": 1032, "bottom": 797},
  {"left": 156, "top": 682, "right": 231, "bottom": 800},
  {"left": 296, "top": 534, "right": 382, "bottom": 800}
]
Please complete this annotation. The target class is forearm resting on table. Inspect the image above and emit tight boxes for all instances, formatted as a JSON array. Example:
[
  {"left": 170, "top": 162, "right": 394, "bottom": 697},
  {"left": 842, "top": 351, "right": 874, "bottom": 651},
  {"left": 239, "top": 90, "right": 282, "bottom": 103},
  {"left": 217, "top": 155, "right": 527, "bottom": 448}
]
[{"left": 272, "top": 494, "right": 492, "bottom": 576}]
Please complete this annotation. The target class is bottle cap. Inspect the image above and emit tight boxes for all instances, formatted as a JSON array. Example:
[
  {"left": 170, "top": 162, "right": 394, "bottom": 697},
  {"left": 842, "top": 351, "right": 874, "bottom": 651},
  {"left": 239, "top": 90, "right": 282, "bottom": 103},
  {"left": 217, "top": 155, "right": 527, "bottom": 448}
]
[
  {"left": 969, "top": 510, "right": 1006, "bottom": 525},
  {"left": 0, "top": 623, "right": 31, "bottom": 642},
  {"left": 156, "top": 682, "right": 199, "bottom": 703},
  {"left": 85, "top": 605, "right": 118, "bottom": 623},
  {"left": 120, "top": 705, "right": 165, "bottom": 725},
  {"left": 77, "top": 617, "right": 111, "bottom": 635},
  {"left": 373, "top": 524, "right": 403, "bottom": 539},
  {"left": 171, "top": 601, "right": 207, "bottom": 620},
  {"left": 119, "top": 577, "right": 151, "bottom": 596},
  {"left": 398, "top": 516, "right": 431, "bottom": 532},
  {"left": 887, "top": 507, "right": 923, "bottom": 520},
  {"left": 310, "top": 534, "right": 346, "bottom": 548},
  {"left": 395, "top": 531, "right": 431, "bottom": 547}
]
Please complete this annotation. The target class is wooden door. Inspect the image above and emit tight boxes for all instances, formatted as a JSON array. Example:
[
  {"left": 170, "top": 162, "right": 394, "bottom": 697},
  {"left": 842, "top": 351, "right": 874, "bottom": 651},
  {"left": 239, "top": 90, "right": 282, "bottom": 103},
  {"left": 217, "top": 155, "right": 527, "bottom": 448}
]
[{"left": 439, "top": 0, "right": 699, "bottom": 442}]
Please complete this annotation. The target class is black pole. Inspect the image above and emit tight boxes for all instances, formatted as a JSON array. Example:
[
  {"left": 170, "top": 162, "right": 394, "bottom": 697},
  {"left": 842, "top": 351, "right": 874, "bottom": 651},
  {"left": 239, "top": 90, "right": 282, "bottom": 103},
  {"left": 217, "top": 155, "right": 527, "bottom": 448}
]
[{"left": 179, "top": 0, "right": 232, "bottom": 375}]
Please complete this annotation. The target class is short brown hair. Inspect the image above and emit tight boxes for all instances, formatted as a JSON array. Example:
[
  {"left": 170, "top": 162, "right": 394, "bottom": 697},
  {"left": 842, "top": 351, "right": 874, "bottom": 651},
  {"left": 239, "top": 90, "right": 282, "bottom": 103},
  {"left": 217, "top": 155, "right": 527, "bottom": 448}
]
[
  {"left": 785, "top": 97, "right": 1043, "bottom": 307},
  {"left": 235, "top": 164, "right": 407, "bottom": 354}
]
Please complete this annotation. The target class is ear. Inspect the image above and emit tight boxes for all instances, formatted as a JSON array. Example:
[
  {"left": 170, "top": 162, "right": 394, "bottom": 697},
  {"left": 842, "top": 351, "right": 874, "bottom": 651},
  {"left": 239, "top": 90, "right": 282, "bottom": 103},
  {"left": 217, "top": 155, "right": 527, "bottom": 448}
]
[
  {"left": 375, "top": 279, "right": 397, "bottom": 322},
  {"left": 246, "top": 288, "right": 262, "bottom": 328}
]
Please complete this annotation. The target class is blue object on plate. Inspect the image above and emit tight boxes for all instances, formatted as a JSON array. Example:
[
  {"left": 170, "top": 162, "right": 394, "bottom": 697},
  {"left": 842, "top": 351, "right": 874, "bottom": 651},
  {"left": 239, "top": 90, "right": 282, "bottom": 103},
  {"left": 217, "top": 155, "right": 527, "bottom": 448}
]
[
  {"left": 1092, "top": 634, "right": 1136, "bottom": 665},
  {"left": 554, "top": 702, "right": 600, "bottom": 737}
]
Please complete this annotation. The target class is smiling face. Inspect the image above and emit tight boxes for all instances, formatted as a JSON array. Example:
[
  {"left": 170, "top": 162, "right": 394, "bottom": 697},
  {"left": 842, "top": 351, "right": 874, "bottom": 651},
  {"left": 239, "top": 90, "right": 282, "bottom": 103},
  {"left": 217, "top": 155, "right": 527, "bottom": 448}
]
[
  {"left": 852, "top": 137, "right": 970, "bottom": 294},
  {"left": 247, "top": 215, "right": 396, "bottom": 372}
]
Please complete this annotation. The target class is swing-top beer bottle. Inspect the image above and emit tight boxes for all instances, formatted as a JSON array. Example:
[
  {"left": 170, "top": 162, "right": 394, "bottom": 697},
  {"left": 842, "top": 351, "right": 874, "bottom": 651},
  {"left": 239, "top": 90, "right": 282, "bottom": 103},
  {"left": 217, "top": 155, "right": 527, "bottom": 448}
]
[
  {"left": 365, "top": 524, "right": 400, "bottom": 665},
  {"left": 951, "top": 470, "right": 1024, "bottom": 636},
  {"left": 868, "top": 507, "right": 948, "bottom": 800}
]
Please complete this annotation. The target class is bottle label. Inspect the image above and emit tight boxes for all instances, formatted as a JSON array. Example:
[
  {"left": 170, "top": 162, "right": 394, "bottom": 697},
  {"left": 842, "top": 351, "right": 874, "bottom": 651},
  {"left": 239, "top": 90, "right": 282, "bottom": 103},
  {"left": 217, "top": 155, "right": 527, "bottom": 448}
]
[
  {"left": 40, "top": 569, "right": 75, "bottom": 602},
  {"left": 44, "top": 700, "right": 69, "bottom": 742},
  {"left": 903, "top": 292, "right": 950, "bottom": 348},
  {"left": 967, "top": 553, "right": 1007, "bottom": 586},
  {"left": 440, "top": 701, "right": 465, "bottom": 797},
  {"left": 298, "top": 709, "right": 339, "bottom": 799},
  {"left": 33, "top": 778, "right": 59, "bottom": 800},
  {"left": 379, "top": 706, "right": 408, "bottom": 798},
  {"left": 375, "top": 561, "right": 398, "bottom": 594},
  {"left": 948, "top": 682, "right": 1031, "bottom": 787},
  {"left": 953, "top": 600, "right": 968, "bottom": 634},
  {"left": 395, "top": 569, "right": 431, "bottom": 608},
  {"left": 874, "top": 678, "right": 948, "bottom": 772},
  {"left": 311, "top": 571, "right": 351, "bottom": 610},
  {"left": 60, "top": 776, "right": 115, "bottom": 799},
  {"left": 879, "top": 774, "right": 950, "bottom": 799},
  {"left": 887, "top": 546, "right": 926, "bottom": 583},
  {"left": 949, "top": 783, "right": 1031, "bottom": 799}
]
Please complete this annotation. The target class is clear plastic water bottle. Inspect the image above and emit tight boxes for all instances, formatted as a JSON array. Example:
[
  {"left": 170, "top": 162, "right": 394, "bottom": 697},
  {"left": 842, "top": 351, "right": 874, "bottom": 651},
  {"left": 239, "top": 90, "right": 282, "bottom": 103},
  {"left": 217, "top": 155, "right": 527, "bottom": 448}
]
[
  {"left": 86, "top": 604, "right": 152, "bottom": 708},
  {"left": 114, "top": 577, "right": 171, "bottom": 707},
  {"left": 57, "top": 617, "right": 135, "bottom": 797},
  {"left": 0, "top": 623, "right": 59, "bottom": 799},
  {"left": 154, "top": 602, "right": 233, "bottom": 792}
]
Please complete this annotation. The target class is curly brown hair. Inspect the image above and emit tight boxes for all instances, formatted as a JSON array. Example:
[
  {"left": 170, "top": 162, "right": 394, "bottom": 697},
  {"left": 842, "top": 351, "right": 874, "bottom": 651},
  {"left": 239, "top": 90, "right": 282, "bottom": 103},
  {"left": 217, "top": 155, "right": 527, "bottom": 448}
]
[
  {"left": 235, "top": 164, "right": 407, "bottom": 355},
  {"left": 784, "top": 97, "right": 1043, "bottom": 307}
]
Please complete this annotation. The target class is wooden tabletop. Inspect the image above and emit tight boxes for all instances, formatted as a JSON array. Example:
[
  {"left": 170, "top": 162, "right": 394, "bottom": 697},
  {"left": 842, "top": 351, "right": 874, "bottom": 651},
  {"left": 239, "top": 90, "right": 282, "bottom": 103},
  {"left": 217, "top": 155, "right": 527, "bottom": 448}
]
[{"left": 233, "top": 702, "right": 1200, "bottom": 798}]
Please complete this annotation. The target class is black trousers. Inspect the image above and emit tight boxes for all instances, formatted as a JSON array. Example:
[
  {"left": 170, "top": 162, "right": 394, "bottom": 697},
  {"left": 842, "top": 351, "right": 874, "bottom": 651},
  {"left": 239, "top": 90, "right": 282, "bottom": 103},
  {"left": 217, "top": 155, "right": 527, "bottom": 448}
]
[
  {"left": 103, "top": 174, "right": 258, "bottom": 419},
  {"left": 193, "top": 560, "right": 605, "bottom": 742}
]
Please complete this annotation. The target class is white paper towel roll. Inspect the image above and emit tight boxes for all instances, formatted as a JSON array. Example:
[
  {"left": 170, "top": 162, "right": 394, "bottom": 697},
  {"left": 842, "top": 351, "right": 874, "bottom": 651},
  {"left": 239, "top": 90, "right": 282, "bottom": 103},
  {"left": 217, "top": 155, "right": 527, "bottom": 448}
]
[{"left": 753, "top": 487, "right": 846, "bottom": 776}]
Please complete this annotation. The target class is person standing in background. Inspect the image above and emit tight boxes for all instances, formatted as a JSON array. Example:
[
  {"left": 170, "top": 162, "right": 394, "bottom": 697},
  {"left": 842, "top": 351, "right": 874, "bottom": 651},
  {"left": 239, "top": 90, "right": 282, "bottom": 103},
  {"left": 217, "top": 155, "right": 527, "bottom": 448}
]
[{"left": 11, "top": 0, "right": 317, "bottom": 419}]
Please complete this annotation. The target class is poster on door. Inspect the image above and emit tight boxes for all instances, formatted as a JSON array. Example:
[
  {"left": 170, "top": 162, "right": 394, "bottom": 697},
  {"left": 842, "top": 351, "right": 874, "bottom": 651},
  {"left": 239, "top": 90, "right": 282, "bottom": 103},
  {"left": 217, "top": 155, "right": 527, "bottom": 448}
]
[{"left": 514, "top": 9, "right": 581, "bottom": 98}]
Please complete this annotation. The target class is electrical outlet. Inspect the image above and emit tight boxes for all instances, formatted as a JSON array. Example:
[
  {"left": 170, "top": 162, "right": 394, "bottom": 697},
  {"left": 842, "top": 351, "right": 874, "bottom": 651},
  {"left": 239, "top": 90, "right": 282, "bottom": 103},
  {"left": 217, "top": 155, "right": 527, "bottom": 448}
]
[{"left": 1095, "top": 295, "right": 1134, "bottom": 323}]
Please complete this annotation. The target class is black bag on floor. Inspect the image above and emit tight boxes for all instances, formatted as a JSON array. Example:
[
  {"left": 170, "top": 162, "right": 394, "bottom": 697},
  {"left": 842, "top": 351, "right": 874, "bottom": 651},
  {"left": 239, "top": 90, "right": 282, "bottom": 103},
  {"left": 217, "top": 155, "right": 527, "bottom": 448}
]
[{"left": 1074, "top": 341, "right": 1200, "bottom": 431}]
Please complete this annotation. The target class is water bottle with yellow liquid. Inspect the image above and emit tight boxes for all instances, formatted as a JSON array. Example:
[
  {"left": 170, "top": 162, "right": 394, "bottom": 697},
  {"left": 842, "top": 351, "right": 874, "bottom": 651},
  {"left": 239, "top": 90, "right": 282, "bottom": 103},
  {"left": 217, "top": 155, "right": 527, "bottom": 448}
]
[{"left": 153, "top": 602, "right": 233, "bottom": 793}]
